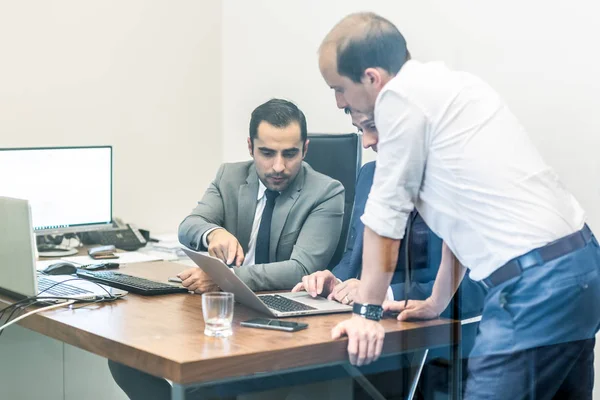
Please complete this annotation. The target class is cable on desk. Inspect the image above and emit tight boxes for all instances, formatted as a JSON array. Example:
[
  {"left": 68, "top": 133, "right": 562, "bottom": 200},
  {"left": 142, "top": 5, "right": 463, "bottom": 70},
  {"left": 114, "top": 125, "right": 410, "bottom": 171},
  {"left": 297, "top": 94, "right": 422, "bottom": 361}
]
[
  {"left": 0, "top": 296, "right": 101, "bottom": 338},
  {"left": 0, "top": 300, "right": 76, "bottom": 333},
  {"left": 1, "top": 296, "right": 97, "bottom": 321},
  {"left": 0, "top": 278, "right": 121, "bottom": 337},
  {"left": 2, "top": 299, "right": 39, "bottom": 327},
  {"left": 36, "top": 277, "right": 117, "bottom": 300},
  {"left": 0, "top": 277, "right": 121, "bottom": 312}
]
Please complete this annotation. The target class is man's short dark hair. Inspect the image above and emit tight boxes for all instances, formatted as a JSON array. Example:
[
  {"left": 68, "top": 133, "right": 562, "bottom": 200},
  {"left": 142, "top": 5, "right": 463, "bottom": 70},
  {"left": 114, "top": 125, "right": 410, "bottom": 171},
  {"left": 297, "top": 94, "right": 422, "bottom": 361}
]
[
  {"left": 336, "top": 13, "right": 409, "bottom": 83},
  {"left": 249, "top": 99, "right": 307, "bottom": 148}
]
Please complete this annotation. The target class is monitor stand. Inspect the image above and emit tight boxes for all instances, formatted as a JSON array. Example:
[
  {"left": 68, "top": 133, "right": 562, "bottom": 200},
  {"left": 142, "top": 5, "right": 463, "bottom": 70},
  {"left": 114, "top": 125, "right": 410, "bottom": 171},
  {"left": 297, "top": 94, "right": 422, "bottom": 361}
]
[{"left": 37, "top": 244, "right": 78, "bottom": 257}]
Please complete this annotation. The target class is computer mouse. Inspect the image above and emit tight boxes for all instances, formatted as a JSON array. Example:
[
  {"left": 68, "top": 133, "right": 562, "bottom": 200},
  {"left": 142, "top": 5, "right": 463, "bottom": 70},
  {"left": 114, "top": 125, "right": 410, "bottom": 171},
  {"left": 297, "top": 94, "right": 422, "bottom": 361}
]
[{"left": 43, "top": 262, "right": 78, "bottom": 275}]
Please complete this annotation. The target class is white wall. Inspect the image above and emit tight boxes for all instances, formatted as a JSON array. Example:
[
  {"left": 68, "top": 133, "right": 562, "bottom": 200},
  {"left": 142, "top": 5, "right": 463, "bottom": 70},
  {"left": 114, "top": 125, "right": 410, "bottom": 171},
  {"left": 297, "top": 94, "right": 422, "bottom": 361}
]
[
  {"left": 222, "top": 0, "right": 600, "bottom": 232},
  {"left": 0, "top": 0, "right": 223, "bottom": 234}
]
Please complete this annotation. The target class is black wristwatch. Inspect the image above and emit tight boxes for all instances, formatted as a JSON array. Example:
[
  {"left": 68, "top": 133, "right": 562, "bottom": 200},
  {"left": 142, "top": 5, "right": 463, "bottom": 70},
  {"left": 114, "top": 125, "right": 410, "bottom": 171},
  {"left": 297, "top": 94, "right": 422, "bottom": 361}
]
[{"left": 353, "top": 303, "right": 384, "bottom": 321}]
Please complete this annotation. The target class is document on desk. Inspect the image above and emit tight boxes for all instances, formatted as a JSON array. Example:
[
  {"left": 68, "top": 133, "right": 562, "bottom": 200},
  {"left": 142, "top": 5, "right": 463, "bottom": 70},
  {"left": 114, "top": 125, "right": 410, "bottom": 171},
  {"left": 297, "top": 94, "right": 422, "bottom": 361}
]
[
  {"left": 140, "top": 232, "right": 187, "bottom": 261},
  {"left": 62, "top": 251, "right": 163, "bottom": 266}
]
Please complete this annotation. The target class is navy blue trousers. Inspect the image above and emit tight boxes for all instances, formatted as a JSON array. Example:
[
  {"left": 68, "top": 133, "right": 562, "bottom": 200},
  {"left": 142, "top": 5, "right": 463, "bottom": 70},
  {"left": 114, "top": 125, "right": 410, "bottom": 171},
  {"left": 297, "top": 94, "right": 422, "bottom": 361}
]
[{"left": 465, "top": 233, "right": 600, "bottom": 399}]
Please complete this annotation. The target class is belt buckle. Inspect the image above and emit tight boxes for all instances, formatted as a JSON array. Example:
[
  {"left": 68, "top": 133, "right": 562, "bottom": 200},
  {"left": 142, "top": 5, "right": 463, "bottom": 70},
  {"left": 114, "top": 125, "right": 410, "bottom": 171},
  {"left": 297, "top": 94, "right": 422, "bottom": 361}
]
[{"left": 517, "top": 251, "right": 542, "bottom": 270}]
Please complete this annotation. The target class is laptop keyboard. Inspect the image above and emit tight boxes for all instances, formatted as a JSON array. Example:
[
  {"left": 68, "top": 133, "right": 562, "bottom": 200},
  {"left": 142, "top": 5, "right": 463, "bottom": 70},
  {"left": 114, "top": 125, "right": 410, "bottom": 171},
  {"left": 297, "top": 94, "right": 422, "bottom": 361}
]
[
  {"left": 259, "top": 294, "right": 316, "bottom": 313},
  {"left": 38, "top": 277, "right": 92, "bottom": 297}
]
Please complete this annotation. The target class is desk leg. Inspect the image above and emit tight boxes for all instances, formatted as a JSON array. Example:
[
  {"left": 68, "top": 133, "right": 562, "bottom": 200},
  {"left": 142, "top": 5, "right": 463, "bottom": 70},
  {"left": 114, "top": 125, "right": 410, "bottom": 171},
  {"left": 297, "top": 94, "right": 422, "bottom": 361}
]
[
  {"left": 406, "top": 349, "right": 429, "bottom": 400},
  {"left": 172, "top": 383, "right": 186, "bottom": 400}
]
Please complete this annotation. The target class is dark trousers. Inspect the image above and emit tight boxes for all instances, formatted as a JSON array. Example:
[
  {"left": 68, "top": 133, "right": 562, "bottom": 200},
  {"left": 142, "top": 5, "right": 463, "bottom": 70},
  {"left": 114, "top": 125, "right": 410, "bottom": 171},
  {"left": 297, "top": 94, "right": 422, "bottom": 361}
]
[
  {"left": 109, "top": 360, "right": 243, "bottom": 399},
  {"left": 464, "top": 233, "right": 600, "bottom": 399},
  {"left": 464, "top": 338, "right": 595, "bottom": 399},
  {"left": 109, "top": 360, "right": 175, "bottom": 400}
]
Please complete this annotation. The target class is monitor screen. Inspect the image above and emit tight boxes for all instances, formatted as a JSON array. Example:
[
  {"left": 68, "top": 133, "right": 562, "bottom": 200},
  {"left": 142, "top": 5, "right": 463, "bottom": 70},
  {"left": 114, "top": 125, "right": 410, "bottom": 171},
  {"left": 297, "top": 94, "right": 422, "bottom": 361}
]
[{"left": 0, "top": 146, "right": 112, "bottom": 233}]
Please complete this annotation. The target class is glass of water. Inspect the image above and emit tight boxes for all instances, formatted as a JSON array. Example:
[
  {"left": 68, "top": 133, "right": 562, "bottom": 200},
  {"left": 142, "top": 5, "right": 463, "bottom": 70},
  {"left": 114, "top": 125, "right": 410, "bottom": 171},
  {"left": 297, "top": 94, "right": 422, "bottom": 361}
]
[{"left": 202, "top": 292, "right": 234, "bottom": 337}]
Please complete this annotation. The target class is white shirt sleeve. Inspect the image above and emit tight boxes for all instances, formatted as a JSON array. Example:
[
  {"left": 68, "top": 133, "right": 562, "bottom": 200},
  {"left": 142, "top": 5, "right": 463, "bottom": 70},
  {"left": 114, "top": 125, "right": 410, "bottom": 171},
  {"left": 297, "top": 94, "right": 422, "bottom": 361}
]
[
  {"left": 386, "top": 286, "right": 394, "bottom": 301},
  {"left": 361, "top": 89, "right": 429, "bottom": 240},
  {"left": 201, "top": 227, "right": 221, "bottom": 248}
]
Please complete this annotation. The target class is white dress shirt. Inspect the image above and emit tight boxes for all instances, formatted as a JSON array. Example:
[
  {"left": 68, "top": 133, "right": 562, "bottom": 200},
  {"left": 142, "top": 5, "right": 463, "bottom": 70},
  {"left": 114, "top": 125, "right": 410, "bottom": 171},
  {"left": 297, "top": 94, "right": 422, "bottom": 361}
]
[
  {"left": 202, "top": 180, "right": 269, "bottom": 267},
  {"left": 362, "top": 60, "right": 586, "bottom": 281}
]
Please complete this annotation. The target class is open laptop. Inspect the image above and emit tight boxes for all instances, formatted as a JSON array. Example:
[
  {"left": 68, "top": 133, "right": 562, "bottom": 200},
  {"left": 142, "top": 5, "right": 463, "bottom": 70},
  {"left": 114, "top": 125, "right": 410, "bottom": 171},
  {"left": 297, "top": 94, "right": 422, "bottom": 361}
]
[
  {"left": 182, "top": 248, "right": 351, "bottom": 317},
  {"left": 0, "top": 196, "right": 128, "bottom": 301}
]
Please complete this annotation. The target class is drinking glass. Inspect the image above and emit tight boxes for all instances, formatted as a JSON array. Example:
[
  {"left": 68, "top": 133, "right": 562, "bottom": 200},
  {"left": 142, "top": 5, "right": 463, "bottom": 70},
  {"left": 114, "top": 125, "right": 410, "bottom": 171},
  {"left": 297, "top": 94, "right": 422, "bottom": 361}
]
[{"left": 202, "top": 292, "right": 234, "bottom": 337}]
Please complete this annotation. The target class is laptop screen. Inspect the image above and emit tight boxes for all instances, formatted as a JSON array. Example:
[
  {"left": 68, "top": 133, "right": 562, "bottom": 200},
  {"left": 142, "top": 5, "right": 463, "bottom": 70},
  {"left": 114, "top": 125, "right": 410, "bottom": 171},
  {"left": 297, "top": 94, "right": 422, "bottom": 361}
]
[{"left": 0, "top": 197, "right": 38, "bottom": 299}]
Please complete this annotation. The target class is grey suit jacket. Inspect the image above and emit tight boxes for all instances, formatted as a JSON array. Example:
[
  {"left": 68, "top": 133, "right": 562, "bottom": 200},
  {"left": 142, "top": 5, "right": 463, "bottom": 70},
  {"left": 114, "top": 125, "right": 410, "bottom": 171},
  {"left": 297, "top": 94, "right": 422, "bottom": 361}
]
[{"left": 178, "top": 161, "right": 345, "bottom": 291}]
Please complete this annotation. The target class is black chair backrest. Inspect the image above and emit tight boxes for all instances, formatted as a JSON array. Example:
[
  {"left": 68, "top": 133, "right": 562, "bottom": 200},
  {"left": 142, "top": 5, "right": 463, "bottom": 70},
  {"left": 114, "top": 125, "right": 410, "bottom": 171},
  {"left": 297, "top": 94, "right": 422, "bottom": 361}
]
[{"left": 304, "top": 133, "right": 361, "bottom": 269}]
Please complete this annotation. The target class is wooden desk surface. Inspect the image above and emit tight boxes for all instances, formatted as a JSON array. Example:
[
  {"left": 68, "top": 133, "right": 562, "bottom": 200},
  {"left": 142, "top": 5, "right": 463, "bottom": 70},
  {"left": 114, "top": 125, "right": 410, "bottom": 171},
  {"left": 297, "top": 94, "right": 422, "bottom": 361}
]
[{"left": 1, "top": 261, "right": 459, "bottom": 385}]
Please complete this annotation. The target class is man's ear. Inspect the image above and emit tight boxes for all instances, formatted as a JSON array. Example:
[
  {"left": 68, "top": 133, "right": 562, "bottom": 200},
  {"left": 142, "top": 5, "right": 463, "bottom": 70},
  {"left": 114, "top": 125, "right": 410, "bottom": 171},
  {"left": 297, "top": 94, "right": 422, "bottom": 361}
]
[
  {"left": 363, "top": 68, "right": 382, "bottom": 88},
  {"left": 302, "top": 139, "right": 310, "bottom": 159},
  {"left": 364, "top": 67, "right": 390, "bottom": 91},
  {"left": 247, "top": 137, "right": 254, "bottom": 157}
]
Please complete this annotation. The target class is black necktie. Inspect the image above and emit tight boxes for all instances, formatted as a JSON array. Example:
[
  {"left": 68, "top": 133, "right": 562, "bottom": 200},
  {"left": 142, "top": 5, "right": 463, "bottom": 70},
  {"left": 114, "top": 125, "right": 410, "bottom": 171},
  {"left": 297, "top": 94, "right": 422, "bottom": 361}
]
[{"left": 255, "top": 189, "right": 279, "bottom": 264}]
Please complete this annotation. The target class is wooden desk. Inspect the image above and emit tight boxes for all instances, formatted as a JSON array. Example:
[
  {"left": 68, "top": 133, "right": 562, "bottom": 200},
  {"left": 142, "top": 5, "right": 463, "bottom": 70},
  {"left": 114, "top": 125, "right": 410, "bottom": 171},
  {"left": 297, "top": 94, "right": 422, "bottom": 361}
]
[{"left": 1, "top": 261, "right": 460, "bottom": 398}]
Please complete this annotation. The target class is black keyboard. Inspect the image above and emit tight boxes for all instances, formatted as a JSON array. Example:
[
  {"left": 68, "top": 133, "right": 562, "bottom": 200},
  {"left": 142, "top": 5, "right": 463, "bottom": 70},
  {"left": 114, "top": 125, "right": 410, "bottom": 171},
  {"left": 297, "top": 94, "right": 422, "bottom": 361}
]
[
  {"left": 259, "top": 294, "right": 316, "bottom": 313},
  {"left": 76, "top": 270, "right": 188, "bottom": 296},
  {"left": 38, "top": 277, "right": 92, "bottom": 297}
]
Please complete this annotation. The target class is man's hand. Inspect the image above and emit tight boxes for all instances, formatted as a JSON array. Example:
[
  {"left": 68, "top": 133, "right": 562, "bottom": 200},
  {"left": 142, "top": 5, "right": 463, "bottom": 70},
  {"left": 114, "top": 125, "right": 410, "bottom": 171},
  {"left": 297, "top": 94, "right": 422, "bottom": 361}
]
[
  {"left": 178, "top": 268, "right": 219, "bottom": 294},
  {"left": 328, "top": 278, "right": 360, "bottom": 305},
  {"left": 291, "top": 270, "right": 338, "bottom": 298},
  {"left": 207, "top": 229, "right": 244, "bottom": 266},
  {"left": 331, "top": 315, "right": 385, "bottom": 366},
  {"left": 382, "top": 297, "right": 443, "bottom": 321}
]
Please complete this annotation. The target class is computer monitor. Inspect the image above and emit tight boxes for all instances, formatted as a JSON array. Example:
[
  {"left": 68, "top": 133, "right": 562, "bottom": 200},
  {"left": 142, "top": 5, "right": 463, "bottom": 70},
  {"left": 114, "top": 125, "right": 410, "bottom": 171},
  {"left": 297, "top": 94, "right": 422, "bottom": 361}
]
[{"left": 0, "top": 146, "right": 113, "bottom": 254}]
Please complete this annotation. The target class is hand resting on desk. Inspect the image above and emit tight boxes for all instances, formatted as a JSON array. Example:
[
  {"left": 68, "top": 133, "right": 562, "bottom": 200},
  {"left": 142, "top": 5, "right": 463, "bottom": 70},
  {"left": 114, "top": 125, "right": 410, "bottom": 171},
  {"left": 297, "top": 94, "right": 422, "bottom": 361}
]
[
  {"left": 177, "top": 268, "right": 219, "bottom": 294},
  {"left": 382, "top": 298, "right": 442, "bottom": 321}
]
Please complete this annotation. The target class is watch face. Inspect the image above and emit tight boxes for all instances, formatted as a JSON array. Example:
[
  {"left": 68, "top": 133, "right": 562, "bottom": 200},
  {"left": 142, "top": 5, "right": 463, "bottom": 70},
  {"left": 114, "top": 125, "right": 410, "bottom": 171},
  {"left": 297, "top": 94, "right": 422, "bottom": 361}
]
[{"left": 354, "top": 303, "right": 383, "bottom": 321}]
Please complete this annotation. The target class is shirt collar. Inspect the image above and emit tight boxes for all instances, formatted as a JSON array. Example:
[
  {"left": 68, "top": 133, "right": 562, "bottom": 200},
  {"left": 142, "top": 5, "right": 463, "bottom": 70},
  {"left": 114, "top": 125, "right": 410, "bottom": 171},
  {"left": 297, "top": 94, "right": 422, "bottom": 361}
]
[
  {"left": 257, "top": 180, "right": 267, "bottom": 201},
  {"left": 257, "top": 180, "right": 283, "bottom": 200}
]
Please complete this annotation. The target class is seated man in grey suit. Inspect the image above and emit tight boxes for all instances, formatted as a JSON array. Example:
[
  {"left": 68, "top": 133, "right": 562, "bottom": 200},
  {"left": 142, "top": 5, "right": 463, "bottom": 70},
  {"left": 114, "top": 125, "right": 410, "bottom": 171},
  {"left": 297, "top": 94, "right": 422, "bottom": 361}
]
[
  {"left": 177, "top": 98, "right": 345, "bottom": 292},
  {"left": 108, "top": 99, "right": 345, "bottom": 400}
]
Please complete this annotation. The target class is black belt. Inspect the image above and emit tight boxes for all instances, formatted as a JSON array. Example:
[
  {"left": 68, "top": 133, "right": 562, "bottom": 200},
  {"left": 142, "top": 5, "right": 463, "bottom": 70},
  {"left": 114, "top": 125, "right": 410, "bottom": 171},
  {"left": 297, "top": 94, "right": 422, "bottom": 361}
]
[{"left": 482, "top": 225, "right": 594, "bottom": 289}]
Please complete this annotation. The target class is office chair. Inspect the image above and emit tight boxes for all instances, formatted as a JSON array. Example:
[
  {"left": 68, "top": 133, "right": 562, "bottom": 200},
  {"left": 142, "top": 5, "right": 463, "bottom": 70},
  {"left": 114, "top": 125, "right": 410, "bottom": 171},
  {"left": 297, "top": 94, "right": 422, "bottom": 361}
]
[{"left": 303, "top": 133, "right": 361, "bottom": 269}]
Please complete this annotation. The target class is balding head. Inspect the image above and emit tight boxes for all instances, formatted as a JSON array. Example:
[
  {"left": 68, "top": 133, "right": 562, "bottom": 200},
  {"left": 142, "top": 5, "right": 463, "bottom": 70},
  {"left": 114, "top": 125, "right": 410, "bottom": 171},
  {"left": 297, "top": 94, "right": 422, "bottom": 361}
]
[
  {"left": 318, "top": 13, "right": 409, "bottom": 114},
  {"left": 320, "top": 12, "right": 408, "bottom": 83}
]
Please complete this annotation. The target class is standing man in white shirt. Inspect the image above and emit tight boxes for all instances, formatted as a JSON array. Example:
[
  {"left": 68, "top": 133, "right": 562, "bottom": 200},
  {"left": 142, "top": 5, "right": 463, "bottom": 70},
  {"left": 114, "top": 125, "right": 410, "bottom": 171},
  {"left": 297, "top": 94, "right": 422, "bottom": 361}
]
[{"left": 317, "top": 11, "right": 600, "bottom": 399}]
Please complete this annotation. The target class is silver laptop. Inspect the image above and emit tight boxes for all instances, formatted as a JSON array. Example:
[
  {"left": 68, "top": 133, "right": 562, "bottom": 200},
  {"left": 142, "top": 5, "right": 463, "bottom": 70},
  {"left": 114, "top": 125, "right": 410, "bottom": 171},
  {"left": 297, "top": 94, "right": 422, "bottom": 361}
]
[
  {"left": 182, "top": 248, "right": 351, "bottom": 317},
  {"left": 0, "top": 196, "right": 127, "bottom": 301}
]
